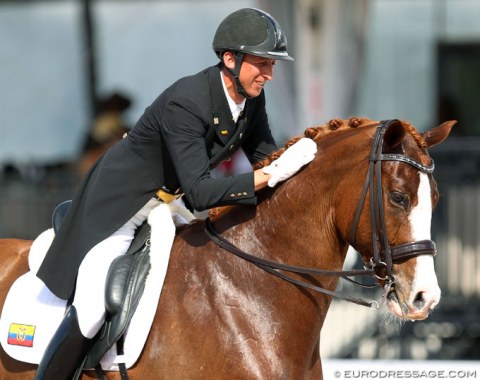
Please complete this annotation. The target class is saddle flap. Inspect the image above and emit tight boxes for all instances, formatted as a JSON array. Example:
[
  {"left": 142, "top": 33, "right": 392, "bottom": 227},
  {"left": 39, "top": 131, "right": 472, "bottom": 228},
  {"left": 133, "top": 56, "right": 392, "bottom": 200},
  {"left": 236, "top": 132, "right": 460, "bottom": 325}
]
[
  {"left": 105, "top": 254, "right": 141, "bottom": 315},
  {"left": 84, "top": 223, "right": 151, "bottom": 369}
]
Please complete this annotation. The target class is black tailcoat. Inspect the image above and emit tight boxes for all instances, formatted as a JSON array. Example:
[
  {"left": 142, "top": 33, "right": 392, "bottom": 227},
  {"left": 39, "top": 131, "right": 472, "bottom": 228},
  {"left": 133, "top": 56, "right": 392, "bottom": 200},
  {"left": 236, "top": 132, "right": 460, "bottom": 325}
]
[{"left": 37, "top": 64, "right": 277, "bottom": 299}]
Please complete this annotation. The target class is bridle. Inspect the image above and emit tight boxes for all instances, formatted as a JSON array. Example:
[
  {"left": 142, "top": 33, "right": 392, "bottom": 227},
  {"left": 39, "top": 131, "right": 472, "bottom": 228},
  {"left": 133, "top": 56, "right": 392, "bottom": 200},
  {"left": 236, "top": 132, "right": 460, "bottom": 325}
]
[
  {"left": 204, "top": 120, "right": 437, "bottom": 308},
  {"left": 348, "top": 119, "right": 437, "bottom": 295}
]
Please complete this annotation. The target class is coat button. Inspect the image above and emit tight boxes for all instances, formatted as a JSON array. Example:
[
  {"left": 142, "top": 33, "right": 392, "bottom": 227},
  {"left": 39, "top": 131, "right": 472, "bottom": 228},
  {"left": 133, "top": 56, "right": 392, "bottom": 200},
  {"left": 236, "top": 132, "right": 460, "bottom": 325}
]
[{"left": 230, "top": 193, "right": 236, "bottom": 198}]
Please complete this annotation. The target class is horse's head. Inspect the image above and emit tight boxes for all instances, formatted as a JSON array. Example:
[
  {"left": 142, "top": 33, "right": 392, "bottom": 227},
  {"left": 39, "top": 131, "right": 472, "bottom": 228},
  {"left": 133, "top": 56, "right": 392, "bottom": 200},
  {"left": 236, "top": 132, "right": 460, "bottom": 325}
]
[
  {"left": 331, "top": 119, "right": 455, "bottom": 320},
  {"left": 217, "top": 117, "right": 454, "bottom": 322}
]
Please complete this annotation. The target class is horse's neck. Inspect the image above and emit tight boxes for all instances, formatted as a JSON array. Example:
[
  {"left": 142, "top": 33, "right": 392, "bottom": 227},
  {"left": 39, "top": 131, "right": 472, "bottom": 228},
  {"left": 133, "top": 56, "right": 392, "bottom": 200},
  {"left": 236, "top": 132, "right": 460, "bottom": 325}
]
[
  {"left": 208, "top": 128, "right": 373, "bottom": 317},
  {"left": 218, "top": 176, "right": 349, "bottom": 284}
]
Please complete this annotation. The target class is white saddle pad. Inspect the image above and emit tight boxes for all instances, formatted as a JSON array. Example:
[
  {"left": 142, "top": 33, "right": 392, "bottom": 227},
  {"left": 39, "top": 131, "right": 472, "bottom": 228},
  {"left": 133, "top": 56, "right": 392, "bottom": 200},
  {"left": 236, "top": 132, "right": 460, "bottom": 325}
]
[
  {"left": 0, "top": 201, "right": 194, "bottom": 371},
  {"left": 0, "top": 271, "right": 67, "bottom": 364}
]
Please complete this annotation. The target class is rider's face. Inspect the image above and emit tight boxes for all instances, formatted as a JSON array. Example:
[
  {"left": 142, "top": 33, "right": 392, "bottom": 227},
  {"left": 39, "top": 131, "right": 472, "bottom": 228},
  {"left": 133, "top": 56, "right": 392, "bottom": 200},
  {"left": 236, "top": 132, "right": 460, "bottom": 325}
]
[
  {"left": 222, "top": 52, "right": 276, "bottom": 100},
  {"left": 238, "top": 54, "right": 276, "bottom": 98}
]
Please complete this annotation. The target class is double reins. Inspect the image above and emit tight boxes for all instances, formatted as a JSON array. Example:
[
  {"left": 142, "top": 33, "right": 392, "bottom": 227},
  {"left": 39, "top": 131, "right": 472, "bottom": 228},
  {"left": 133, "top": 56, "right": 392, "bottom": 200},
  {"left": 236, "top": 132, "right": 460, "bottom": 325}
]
[
  {"left": 204, "top": 218, "right": 377, "bottom": 307},
  {"left": 204, "top": 120, "right": 437, "bottom": 308}
]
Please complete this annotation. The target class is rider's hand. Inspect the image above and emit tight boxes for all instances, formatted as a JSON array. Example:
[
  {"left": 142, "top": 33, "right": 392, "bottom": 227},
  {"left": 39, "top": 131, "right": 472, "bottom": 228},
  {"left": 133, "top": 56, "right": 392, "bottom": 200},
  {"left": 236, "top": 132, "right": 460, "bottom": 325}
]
[{"left": 263, "top": 138, "right": 317, "bottom": 187}]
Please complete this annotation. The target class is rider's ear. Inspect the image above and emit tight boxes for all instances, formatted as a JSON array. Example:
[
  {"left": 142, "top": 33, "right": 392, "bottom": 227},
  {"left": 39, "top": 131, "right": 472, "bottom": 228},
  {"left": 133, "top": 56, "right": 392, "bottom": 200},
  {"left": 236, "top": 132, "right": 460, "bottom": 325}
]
[
  {"left": 222, "top": 51, "right": 236, "bottom": 70},
  {"left": 422, "top": 120, "right": 456, "bottom": 148},
  {"left": 382, "top": 119, "right": 405, "bottom": 152}
]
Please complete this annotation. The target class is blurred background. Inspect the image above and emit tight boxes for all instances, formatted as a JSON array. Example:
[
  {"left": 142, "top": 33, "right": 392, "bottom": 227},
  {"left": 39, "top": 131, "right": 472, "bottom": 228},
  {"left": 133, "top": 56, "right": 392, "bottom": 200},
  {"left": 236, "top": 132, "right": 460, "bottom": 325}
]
[{"left": 1, "top": 0, "right": 479, "bottom": 363}]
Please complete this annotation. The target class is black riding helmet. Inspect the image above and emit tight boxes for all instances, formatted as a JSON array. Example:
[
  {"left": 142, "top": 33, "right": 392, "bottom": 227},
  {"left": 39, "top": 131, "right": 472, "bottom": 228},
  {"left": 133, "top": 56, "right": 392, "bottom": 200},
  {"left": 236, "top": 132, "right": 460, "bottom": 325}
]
[{"left": 213, "top": 8, "right": 294, "bottom": 98}]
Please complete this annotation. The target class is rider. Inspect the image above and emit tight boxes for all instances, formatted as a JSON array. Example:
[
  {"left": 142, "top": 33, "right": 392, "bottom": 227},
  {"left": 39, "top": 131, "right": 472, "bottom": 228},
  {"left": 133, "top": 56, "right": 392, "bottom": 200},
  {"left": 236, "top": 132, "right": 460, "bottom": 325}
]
[{"left": 34, "top": 7, "right": 317, "bottom": 379}]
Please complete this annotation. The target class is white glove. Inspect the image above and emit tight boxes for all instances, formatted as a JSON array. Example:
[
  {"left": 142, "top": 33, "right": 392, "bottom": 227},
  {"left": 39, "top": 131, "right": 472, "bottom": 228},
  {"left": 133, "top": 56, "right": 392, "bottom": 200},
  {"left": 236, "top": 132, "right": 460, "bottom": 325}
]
[{"left": 263, "top": 138, "right": 317, "bottom": 187}]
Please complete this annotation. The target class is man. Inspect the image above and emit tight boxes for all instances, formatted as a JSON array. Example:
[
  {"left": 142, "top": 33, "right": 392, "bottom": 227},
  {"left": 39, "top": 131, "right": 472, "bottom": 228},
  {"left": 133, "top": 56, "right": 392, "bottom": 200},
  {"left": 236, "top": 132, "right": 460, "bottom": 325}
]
[{"left": 35, "top": 8, "right": 316, "bottom": 379}]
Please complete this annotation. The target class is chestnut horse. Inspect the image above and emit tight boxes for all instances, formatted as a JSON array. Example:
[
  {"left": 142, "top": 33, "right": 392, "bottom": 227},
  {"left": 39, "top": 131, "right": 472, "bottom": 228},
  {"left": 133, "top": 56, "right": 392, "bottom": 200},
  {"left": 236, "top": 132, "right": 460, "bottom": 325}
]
[{"left": 0, "top": 118, "right": 454, "bottom": 379}]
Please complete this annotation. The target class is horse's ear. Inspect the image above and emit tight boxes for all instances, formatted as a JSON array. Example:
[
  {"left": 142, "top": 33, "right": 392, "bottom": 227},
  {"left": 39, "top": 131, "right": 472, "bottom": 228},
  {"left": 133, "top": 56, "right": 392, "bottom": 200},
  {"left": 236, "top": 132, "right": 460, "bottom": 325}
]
[
  {"left": 382, "top": 119, "right": 405, "bottom": 152},
  {"left": 422, "top": 120, "right": 456, "bottom": 148}
]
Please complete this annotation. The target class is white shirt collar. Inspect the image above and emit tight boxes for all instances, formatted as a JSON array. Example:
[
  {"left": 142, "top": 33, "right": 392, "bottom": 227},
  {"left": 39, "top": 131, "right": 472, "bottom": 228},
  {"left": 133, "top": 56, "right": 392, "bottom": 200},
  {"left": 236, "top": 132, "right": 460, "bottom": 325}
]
[{"left": 220, "top": 71, "right": 246, "bottom": 123}]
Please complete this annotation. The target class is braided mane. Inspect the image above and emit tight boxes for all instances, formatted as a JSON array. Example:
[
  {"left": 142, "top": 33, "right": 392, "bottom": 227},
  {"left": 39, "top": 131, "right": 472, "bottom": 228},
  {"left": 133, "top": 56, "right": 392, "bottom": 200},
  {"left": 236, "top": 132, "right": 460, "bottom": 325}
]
[
  {"left": 253, "top": 117, "right": 377, "bottom": 170},
  {"left": 253, "top": 117, "right": 428, "bottom": 170}
]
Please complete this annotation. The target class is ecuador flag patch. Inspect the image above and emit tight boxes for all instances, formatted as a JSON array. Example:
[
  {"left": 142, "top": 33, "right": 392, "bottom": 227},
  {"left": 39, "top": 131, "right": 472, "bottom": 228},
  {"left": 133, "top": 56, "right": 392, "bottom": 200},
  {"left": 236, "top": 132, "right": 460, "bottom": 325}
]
[{"left": 7, "top": 323, "right": 35, "bottom": 347}]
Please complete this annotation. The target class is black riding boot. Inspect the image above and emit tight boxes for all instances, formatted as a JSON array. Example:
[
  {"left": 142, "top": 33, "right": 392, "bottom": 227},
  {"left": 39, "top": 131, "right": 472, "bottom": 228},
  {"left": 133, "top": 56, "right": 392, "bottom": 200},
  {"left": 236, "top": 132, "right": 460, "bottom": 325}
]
[{"left": 34, "top": 305, "right": 92, "bottom": 380}]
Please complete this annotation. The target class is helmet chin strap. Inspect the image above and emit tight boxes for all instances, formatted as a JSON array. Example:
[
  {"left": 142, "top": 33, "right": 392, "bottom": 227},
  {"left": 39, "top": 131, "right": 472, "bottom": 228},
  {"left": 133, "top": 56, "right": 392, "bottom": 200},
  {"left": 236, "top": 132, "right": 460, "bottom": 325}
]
[{"left": 226, "top": 52, "right": 253, "bottom": 100}]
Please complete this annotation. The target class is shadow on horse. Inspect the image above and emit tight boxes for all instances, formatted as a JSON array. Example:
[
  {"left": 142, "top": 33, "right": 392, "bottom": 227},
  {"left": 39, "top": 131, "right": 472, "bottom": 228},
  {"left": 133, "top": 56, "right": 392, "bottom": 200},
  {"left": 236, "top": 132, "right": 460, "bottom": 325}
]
[{"left": 0, "top": 117, "right": 454, "bottom": 379}]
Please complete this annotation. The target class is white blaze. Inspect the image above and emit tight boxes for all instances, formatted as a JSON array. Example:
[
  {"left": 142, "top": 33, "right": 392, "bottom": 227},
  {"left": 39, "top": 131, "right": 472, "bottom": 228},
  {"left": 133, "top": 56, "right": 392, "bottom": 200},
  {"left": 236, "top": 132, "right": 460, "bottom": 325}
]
[
  {"left": 409, "top": 172, "right": 441, "bottom": 307},
  {"left": 410, "top": 172, "right": 433, "bottom": 241}
]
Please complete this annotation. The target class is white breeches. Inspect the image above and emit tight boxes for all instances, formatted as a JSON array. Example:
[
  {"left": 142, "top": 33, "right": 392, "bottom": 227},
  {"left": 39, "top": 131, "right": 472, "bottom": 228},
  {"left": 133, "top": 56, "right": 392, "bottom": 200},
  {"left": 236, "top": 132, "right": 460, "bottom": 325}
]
[{"left": 72, "top": 198, "right": 161, "bottom": 338}]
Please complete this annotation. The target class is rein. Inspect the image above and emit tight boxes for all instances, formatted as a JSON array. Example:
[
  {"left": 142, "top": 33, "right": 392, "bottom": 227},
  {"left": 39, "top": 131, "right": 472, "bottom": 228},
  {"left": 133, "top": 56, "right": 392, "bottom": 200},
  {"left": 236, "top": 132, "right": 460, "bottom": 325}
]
[
  {"left": 204, "top": 218, "right": 377, "bottom": 307},
  {"left": 203, "top": 120, "right": 437, "bottom": 308}
]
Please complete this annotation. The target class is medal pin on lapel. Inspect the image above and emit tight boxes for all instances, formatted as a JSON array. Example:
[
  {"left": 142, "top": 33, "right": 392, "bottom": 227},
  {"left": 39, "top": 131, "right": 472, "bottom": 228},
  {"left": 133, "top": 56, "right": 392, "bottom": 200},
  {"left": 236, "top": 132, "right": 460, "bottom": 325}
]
[{"left": 221, "top": 130, "right": 229, "bottom": 135}]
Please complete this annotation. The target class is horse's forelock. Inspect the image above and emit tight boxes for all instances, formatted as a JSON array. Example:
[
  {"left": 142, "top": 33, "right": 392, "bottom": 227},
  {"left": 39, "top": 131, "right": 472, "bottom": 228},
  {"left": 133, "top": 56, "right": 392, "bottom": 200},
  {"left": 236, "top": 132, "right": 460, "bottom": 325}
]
[{"left": 404, "top": 121, "right": 428, "bottom": 149}]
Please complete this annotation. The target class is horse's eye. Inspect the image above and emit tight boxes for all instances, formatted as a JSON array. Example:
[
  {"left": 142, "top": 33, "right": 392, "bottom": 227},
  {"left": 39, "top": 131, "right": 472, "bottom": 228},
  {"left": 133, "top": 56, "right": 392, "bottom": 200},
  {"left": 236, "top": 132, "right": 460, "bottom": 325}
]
[{"left": 390, "top": 191, "right": 408, "bottom": 208}]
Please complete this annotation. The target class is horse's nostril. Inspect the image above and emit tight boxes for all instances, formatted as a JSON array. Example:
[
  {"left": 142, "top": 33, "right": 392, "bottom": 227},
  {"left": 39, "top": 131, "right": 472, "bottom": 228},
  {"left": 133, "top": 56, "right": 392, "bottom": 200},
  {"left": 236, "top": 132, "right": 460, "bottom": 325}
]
[{"left": 413, "top": 291, "right": 425, "bottom": 310}]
